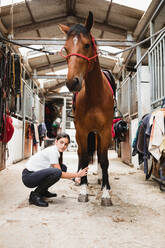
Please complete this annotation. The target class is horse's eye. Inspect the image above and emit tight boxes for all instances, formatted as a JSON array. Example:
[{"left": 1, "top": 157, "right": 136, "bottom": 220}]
[
  {"left": 84, "top": 44, "right": 90, "bottom": 49},
  {"left": 62, "top": 47, "right": 68, "bottom": 56},
  {"left": 64, "top": 47, "right": 68, "bottom": 54}
]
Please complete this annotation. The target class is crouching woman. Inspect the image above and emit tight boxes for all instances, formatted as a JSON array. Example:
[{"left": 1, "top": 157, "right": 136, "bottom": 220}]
[{"left": 22, "top": 132, "right": 88, "bottom": 207}]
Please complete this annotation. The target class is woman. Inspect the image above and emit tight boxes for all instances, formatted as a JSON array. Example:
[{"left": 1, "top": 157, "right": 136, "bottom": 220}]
[{"left": 22, "top": 132, "right": 88, "bottom": 207}]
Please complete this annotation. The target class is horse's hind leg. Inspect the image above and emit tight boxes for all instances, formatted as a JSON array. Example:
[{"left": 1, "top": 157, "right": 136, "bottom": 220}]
[
  {"left": 97, "top": 162, "right": 102, "bottom": 184},
  {"left": 97, "top": 135, "right": 102, "bottom": 184}
]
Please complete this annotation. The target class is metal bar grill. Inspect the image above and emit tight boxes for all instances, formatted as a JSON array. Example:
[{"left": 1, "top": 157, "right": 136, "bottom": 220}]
[
  {"left": 24, "top": 84, "right": 33, "bottom": 119},
  {"left": 149, "top": 31, "right": 165, "bottom": 108},
  {"left": 117, "top": 73, "right": 138, "bottom": 117}
]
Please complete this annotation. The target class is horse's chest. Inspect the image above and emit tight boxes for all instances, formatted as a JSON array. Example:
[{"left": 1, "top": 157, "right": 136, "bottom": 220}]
[
  {"left": 75, "top": 94, "right": 112, "bottom": 129},
  {"left": 77, "top": 104, "right": 98, "bottom": 118},
  {"left": 76, "top": 108, "right": 107, "bottom": 129}
]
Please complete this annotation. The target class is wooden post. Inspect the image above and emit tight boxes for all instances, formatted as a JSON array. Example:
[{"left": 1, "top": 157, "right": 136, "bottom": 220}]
[
  {"left": 0, "top": 142, "right": 6, "bottom": 171},
  {"left": 136, "top": 46, "right": 142, "bottom": 121}
]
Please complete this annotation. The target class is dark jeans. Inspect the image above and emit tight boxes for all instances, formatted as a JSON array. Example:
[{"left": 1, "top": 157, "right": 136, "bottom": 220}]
[{"left": 22, "top": 164, "right": 67, "bottom": 188}]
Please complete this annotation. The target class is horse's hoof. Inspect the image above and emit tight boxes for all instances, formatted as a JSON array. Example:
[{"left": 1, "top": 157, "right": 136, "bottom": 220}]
[
  {"left": 101, "top": 198, "right": 113, "bottom": 206},
  {"left": 78, "top": 194, "right": 88, "bottom": 202},
  {"left": 74, "top": 182, "right": 80, "bottom": 186},
  {"left": 98, "top": 179, "right": 102, "bottom": 185}
]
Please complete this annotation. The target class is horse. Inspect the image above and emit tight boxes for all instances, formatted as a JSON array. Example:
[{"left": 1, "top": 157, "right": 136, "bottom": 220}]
[{"left": 59, "top": 11, "right": 114, "bottom": 206}]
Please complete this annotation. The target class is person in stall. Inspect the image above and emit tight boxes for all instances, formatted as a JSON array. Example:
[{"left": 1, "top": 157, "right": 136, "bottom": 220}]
[{"left": 22, "top": 132, "right": 88, "bottom": 207}]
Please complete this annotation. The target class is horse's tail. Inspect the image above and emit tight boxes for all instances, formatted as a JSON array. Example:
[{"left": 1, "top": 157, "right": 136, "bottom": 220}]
[{"left": 87, "top": 132, "right": 96, "bottom": 163}]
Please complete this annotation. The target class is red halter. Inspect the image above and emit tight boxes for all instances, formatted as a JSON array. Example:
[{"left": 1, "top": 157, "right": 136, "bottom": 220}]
[{"left": 60, "top": 34, "right": 98, "bottom": 66}]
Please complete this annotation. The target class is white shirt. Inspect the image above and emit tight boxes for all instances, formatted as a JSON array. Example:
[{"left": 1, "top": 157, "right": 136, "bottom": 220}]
[{"left": 26, "top": 145, "right": 60, "bottom": 172}]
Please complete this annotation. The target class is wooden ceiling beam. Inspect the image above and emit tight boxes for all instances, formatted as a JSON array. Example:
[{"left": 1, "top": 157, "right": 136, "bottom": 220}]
[
  {"left": 14, "top": 15, "right": 127, "bottom": 37},
  {"left": 100, "top": 0, "right": 113, "bottom": 38},
  {"left": 12, "top": 38, "right": 135, "bottom": 47},
  {"left": 25, "top": 0, "right": 54, "bottom": 73},
  {"left": 14, "top": 15, "right": 69, "bottom": 34},
  {"left": 0, "top": 18, "right": 8, "bottom": 35},
  {"left": 66, "top": 0, "right": 76, "bottom": 16},
  {"left": 32, "top": 61, "right": 67, "bottom": 72},
  {"left": 32, "top": 74, "right": 67, "bottom": 79}
]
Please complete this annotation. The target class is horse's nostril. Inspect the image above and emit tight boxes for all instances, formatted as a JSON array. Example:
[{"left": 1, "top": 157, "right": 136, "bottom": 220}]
[
  {"left": 73, "top": 77, "right": 79, "bottom": 85},
  {"left": 66, "top": 77, "right": 81, "bottom": 92}
]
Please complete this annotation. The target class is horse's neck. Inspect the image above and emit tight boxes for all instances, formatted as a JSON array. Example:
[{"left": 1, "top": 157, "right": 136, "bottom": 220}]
[{"left": 85, "top": 63, "right": 103, "bottom": 97}]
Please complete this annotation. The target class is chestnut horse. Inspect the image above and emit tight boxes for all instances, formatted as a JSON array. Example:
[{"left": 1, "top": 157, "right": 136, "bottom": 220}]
[{"left": 59, "top": 11, "right": 114, "bottom": 206}]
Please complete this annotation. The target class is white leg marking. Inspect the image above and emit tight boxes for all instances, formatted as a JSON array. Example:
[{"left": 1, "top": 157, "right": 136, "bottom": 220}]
[
  {"left": 80, "top": 184, "right": 88, "bottom": 195},
  {"left": 102, "top": 187, "right": 110, "bottom": 199}
]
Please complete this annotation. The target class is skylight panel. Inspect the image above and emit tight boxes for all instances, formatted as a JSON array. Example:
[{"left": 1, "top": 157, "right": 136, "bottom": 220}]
[
  {"left": 99, "top": 46, "right": 122, "bottom": 57},
  {"left": 108, "top": 0, "right": 152, "bottom": 11},
  {"left": 18, "top": 45, "right": 44, "bottom": 59},
  {"left": 0, "top": 0, "right": 25, "bottom": 7}
]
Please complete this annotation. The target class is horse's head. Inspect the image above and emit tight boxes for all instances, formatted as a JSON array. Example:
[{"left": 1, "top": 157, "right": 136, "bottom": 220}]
[{"left": 58, "top": 11, "right": 97, "bottom": 92}]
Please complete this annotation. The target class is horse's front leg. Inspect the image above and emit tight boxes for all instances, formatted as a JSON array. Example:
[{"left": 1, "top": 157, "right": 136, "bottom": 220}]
[
  {"left": 99, "top": 151, "right": 112, "bottom": 206},
  {"left": 76, "top": 131, "right": 89, "bottom": 202},
  {"left": 78, "top": 151, "right": 89, "bottom": 202},
  {"left": 98, "top": 129, "right": 113, "bottom": 206}
]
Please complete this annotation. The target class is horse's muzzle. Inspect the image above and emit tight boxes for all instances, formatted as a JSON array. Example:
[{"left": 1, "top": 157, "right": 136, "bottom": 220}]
[{"left": 66, "top": 77, "right": 82, "bottom": 92}]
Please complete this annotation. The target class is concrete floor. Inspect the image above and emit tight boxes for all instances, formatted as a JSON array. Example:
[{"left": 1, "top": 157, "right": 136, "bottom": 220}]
[{"left": 0, "top": 150, "right": 165, "bottom": 248}]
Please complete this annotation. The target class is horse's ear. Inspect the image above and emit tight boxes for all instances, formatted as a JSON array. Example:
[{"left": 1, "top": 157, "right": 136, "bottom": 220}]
[
  {"left": 84, "top": 11, "right": 93, "bottom": 32},
  {"left": 58, "top": 24, "right": 70, "bottom": 35}
]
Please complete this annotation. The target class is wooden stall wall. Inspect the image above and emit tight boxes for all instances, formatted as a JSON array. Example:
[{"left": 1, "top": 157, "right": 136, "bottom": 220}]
[{"left": 0, "top": 142, "right": 5, "bottom": 171}]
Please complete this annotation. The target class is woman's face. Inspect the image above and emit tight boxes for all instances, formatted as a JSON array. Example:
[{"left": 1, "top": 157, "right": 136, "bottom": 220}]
[{"left": 55, "top": 137, "right": 69, "bottom": 152}]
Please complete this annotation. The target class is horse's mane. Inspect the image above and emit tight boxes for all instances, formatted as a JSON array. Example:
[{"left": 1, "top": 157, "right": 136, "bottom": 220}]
[
  {"left": 67, "top": 24, "right": 89, "bottom": 37},
  {"left": 103, "top": 70, "right": 116, "bottom": 96}
]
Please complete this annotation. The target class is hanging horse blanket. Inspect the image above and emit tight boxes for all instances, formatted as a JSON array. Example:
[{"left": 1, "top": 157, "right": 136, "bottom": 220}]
[{"left": 0, "top": 115, "right": 14, "bottom": 143}]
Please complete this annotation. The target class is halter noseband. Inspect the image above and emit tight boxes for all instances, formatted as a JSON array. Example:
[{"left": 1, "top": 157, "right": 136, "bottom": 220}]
[{"left": 60, "top": 34, "right": 98, "bottom": 64}]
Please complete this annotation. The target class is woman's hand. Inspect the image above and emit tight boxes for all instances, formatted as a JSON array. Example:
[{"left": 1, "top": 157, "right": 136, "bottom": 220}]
[
  {"left": 77, "top": 167, "right": 88, "bottom": 178},
  {"left": 72, "top": 168, "right": 88, "bottom": 185}
]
